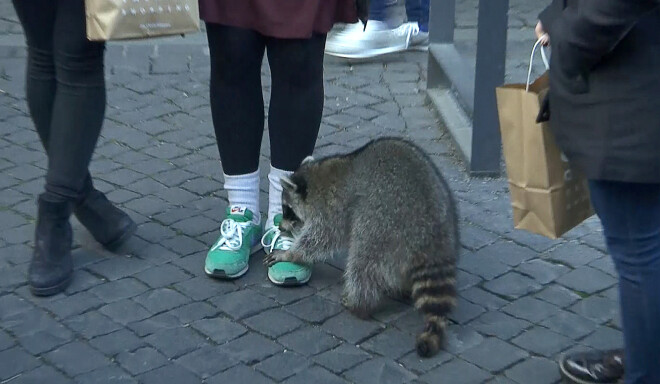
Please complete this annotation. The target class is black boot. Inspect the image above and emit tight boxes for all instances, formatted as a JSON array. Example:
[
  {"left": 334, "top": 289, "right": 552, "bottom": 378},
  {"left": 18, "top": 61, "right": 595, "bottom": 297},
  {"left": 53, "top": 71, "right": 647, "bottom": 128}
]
[
  {"left": 29, "top": 195, "right": 74, "bottom": 297},
  {"left": 73, "top": 187, "right": 137, "bottom": 251}
]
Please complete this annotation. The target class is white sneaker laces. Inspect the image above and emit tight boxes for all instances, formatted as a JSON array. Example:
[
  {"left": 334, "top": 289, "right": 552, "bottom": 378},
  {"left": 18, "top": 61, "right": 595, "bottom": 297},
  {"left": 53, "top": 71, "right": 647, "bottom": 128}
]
[
  {"left": 261, "top": 226, "right": 294, "bottom": 253},
  {"left": 210, "top": 218, "right": 252, "bottom": 252},
  {"left": 395, "top": 22, "right": 420, "bottom": 48}
]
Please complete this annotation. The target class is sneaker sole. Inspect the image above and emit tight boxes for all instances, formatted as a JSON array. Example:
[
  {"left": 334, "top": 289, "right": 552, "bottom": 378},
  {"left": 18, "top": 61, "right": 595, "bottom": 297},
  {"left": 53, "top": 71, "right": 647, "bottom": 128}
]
[
  {"left": 558, "top": 355, "right": 622, "bottom": 384},
  {"left": 267, "top": 269, "right": 311, "bottom": 286},
  {"left": 30, "top": 275, "right": 72, "bottom": 297},
  {"left": 204, "top": 243, "right": 263, "bottom": 280},
  {"left": 325, "top": 42, "right": 428, "bottom": 59}
]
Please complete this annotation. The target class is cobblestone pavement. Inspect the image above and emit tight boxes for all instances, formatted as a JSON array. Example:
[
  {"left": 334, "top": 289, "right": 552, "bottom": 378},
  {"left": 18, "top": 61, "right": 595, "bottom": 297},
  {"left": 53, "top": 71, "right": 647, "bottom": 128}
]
[{"left": 0, "top": 1, "right": 622, "bottom": 383}]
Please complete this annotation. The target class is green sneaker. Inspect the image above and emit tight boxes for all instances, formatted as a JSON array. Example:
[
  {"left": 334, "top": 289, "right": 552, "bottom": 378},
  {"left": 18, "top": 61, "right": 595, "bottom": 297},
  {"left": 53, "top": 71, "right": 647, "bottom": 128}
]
[
  {"left": 205, "top": 206, "right": 262, "bottom": 279},
  {"left": 262, "top": 214, "right": 311, "bottom": 286}
]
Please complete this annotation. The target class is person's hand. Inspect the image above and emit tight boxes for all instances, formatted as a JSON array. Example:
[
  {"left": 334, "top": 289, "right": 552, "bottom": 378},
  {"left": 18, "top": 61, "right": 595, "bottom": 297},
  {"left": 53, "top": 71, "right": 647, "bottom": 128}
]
[{"left": 535, "top": 21, "right": 550, "bottom": 46}]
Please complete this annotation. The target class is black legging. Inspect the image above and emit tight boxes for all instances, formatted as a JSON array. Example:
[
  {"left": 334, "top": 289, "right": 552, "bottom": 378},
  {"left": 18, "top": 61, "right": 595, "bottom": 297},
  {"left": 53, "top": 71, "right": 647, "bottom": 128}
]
[
  {"left": 206, "top": 23, "right": 326, "bottom": 175},
  {"left": 12, "top": 0, "right": 105, "bottom": 201}
]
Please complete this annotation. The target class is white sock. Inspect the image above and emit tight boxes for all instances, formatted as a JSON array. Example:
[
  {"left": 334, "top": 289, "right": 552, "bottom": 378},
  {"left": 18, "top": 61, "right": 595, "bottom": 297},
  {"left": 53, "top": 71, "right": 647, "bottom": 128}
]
[
  {"left": 267, "top": 165, "right": 293, "bottom": 229},
  {"left": 223, "top": 169, "right": 261, "bottom": 225}
]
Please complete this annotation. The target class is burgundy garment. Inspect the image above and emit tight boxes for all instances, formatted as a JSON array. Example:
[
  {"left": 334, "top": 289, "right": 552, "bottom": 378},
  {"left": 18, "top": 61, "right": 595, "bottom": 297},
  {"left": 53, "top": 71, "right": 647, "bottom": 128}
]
[{"left": 199, "top": 0, "right": 358, "bottom": 39}]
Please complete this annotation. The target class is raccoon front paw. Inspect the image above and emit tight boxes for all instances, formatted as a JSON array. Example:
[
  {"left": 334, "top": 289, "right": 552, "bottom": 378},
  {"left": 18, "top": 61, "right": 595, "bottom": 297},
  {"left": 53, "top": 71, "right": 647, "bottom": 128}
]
[
  {"left": 341, "top": 295, "right": 370, "bottom": 320},
  {"left": 263, "top": 250, "right": 300, "bottom": 267}
]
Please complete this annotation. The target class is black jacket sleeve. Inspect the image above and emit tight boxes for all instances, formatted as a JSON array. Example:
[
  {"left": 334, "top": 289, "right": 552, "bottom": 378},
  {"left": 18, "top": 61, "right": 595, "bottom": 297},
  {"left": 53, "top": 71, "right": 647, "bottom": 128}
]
[
  {"left": 538, "top": 0, "right": 565, "bottom": 37},
  {"left": 553, "top": 0, "right": 660, "bottom": 77}
]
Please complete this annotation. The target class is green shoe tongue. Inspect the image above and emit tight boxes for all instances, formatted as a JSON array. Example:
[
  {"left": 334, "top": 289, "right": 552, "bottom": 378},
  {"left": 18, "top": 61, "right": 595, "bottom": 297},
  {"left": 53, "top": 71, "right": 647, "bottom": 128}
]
[
  {"left": 272, "top": 214, "right": 283, "bottom": 227},
  {"left": 226, "top": 205, "right": 253, "bottom": 222}
]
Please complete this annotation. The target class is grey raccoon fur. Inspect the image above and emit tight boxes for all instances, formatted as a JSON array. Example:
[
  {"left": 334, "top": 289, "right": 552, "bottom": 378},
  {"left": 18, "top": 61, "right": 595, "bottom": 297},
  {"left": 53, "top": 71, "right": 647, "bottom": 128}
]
[{"left": 264, "top": 137, "right": 459, "bottom": 358}]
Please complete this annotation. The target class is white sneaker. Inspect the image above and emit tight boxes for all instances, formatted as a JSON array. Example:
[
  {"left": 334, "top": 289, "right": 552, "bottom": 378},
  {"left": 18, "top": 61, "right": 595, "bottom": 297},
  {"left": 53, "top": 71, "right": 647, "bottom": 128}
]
[{"left": 325, "top": 21, "right": 429, "bottom": 59}]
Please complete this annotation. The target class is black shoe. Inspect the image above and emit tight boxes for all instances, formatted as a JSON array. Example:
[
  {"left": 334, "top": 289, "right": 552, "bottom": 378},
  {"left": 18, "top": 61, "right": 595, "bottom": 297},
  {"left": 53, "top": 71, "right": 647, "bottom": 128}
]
[
  {"left": 28, "top": 195, "right": 74, "bottom": 297},
  {"left": 74, "top": 189, "right": 136, "bottom": 251},
  {"left": 560, "top": 349, "right": 624, "bottom": 384}
]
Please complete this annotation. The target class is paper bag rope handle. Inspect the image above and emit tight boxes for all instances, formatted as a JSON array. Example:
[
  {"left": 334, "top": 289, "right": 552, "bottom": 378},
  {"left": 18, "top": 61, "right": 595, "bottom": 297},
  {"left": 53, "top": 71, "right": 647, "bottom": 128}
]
[{"left": 526, "top": 35, "right": 550, "bottom": 92}]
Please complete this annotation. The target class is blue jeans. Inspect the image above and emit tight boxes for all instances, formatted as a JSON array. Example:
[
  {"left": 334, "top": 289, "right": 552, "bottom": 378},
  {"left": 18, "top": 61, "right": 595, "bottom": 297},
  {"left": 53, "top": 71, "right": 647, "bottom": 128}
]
[
  {"left": 588, "top": 180, "right": 660, "bottom": 384},
  {"left": 369, "top": 0, "right": 430, "bottom": 32}
]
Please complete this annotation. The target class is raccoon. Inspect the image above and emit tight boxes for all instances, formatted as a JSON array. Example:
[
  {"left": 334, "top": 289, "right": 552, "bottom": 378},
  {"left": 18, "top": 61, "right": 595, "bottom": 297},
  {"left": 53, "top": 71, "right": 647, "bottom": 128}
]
[{"left": 264, "top": 137, "right": 460, "bottom": 357}]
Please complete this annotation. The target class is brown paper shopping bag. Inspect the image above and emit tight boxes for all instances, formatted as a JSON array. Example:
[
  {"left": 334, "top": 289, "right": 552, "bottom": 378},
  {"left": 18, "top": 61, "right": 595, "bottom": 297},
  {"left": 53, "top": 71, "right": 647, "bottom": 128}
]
[
  {"left": 496, "top": 39, "right": 594, "bottom": 239},
  {"left": 85, "top": 0, "right": 200, "bottom": 41}
]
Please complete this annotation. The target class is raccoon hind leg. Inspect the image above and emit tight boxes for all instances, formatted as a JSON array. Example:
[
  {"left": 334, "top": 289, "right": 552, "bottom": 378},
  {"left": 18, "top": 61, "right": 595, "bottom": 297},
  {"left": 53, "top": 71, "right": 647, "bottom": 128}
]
[
  {"left": 410, "top": 259, "right": 457, "bottom": 358},
  {"left": 341, "top": 257, "right": 386, "bottom": 319}
]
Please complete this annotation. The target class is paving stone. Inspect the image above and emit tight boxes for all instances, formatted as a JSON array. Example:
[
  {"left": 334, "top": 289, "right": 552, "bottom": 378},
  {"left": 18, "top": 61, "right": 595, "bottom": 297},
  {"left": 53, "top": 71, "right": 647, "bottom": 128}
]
[
  {"left": 444, "top": 326, "right": 486, "bottom": 355},
  {"left": 99, "top": 299, "right": 151, "bottom": 325},
  {"left": 167, "top": 302, "right": 218, "bottom": 324},
  {"left": 18, "top": 326, "right": 76, "bottom": 355},
  {"left": 89, "top": 329, "right": 145, "bottom": 356},
  {"left": 511, "top": 326, "right": 573, "bottom": 357},
  {"left": 503, "top": 297, "right": 561, "bottom": 324},
  {"left": 505, "top": 357, "right": 561, "bottom": 384},
  {"left": 540, "top": 310, "right": 598, "bottom": 339},
  {"left": 569, "top": 296, "right": 619, "bottom": 324},
  {"left": 191, "top": 317, "right": 247, "bottom": 344},
  {"left": 161, "top": 235, "right": 206, "bottom": 256},
  {"left": 210, "top": 289, "right": 278, "bottom": 320},
  {"left": 0, "top": 330, "right": 15, "bottom": 351},
  {"left": 344, "top": 357, "right": 418, "bottom": 384},
  {"left": 145, "top": 326, "right": 208, "bottom": 358},
  {"left": 515, "top": 259, "right": 570, "bottom": 284},
  {"left": 420, "top": 359, "right": 492, "bottom": 384},
  {"left": 16, "top": 365, "right": 72, "bottom": 384},
  {"left": 556, "top": 266, "right": 617, "bottom": 295},
  {"left": 133, "top": 264, "right": 190, "bottom": 288},
  {"left": 588, "top": 257, "right": 617, "bottom": 277},
  {"left": 243, "top": 308, "right": 304, "bottom": 339},
  {"left": 284, "top": 295, "right": 343, "bottom": 324},
  {"left": 174, "top": 276, "right": 238, "bottom": 301},
  {"left": 504, "top": 230, "right": 557, "bottom": 253},
  {"left": 86, "top": 256, "right": 151, "bottom": 281},
  {"left": 222, "top": 333, "right": 283, "bottom": 364},
  {"left": 322, "top": 311, "right": 384, "bottom": 344},
  {"left": 64, "top": 269, "right": 105, "bottom": 295},
  {"left": 0, "top": 347, "right": 40, "bottom": 381},
  {"left": 283, "top": 365, "right": 347, "bottom": 384},
  {"left": 64, "top": 312, "right": 122, "bottom": 339},
  {"left": 278, "top": 326, "right": 341, "bottom": 356},
  {"left": 362, "top": 328, "right": 417, "bottom": 359},
  {"left": 133, "top": 288, "right": 190, "bottom": 314},
  {"left": 398, "top": 350, "right": 452, "bottom": 375},
  {"left": 127, "top": 312, "right": 181, "bottom": 337},
  {"left": 0, "top": 294, "right": 33, "bottom": 320},
  {"left": 255, "top": 351, "right": 310, "bottom": 381},
  {"left": 46, "top": 342, "right": 109, "bottom": 377},
  {"left": 547, "top": 243, "right": 604, "bottom": 268},
  {"left": 116, "top": 347, "right": 168, "bottom": 375},
  {"left": 176, "top": 345, "right": 239, "bottom": 379},
  {"left": 580, "top": 326, "right": 624, "bottom": 351},
  {"left": 208, "top": 364, "right": 276, "bottom": 384},
  {"left": 534, "top": 285, "right": 582, "bottom": 308},
  {"left": 460, "top": 338, "right": 528, "bottom": 373},
  {"left": 456, "top": 270, "right": 483, "bottom": 291},
  {"left": 75, "top": 365, "right": 137, "bottom": 384},
  {"left": 460, "top": 224, "right": 500, "bottom": 251},
  {"left": 483, "top": 272, "right": 542, "bottom": 299},
  {"left": 448, "top": 297, "right": 487, "bottom": 325},
  {"left": 139, "top": 363, "right": 199, "bottom": 384},
  {"left": 458, "top": 251, "right": 511, "bottom": 280},
  {"left": 460, "top": 287, "right": 509, "bottom": 310},
  {"left": 313, "top": 344, "right": 372, "bottom": 374}
]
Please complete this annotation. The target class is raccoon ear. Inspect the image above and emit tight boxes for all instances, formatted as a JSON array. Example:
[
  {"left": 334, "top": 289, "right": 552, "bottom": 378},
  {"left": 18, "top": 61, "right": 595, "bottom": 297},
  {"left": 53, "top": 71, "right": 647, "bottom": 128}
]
[
  {"left": 281, "top": 175, "right": 308, "bottom": 199},
  {"left": 280, "top": 176, "right": 298, "bottom": 192},
  {"left": 302, "top": 156, "right": 315, "bottom": 165}
]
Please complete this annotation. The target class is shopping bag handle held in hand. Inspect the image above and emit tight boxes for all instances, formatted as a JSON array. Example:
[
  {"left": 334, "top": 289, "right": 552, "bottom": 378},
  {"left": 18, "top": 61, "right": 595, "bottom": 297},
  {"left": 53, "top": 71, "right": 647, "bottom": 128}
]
[{"left": 526, "top": 35, "right": 550, "bottom": 92}]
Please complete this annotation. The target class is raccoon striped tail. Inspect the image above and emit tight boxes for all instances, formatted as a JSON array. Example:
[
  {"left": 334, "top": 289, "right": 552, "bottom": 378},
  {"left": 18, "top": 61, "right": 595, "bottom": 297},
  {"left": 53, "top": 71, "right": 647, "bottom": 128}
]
[{"left": 410, "top": 262, "right": 457, "bottom": 358}]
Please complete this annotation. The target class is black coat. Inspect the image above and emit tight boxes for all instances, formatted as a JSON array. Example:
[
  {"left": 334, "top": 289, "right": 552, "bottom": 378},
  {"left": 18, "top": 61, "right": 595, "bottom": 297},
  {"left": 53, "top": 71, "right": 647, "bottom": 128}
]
[{"left": 538, "top": 0, "right": 660, "bottom": 183}]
